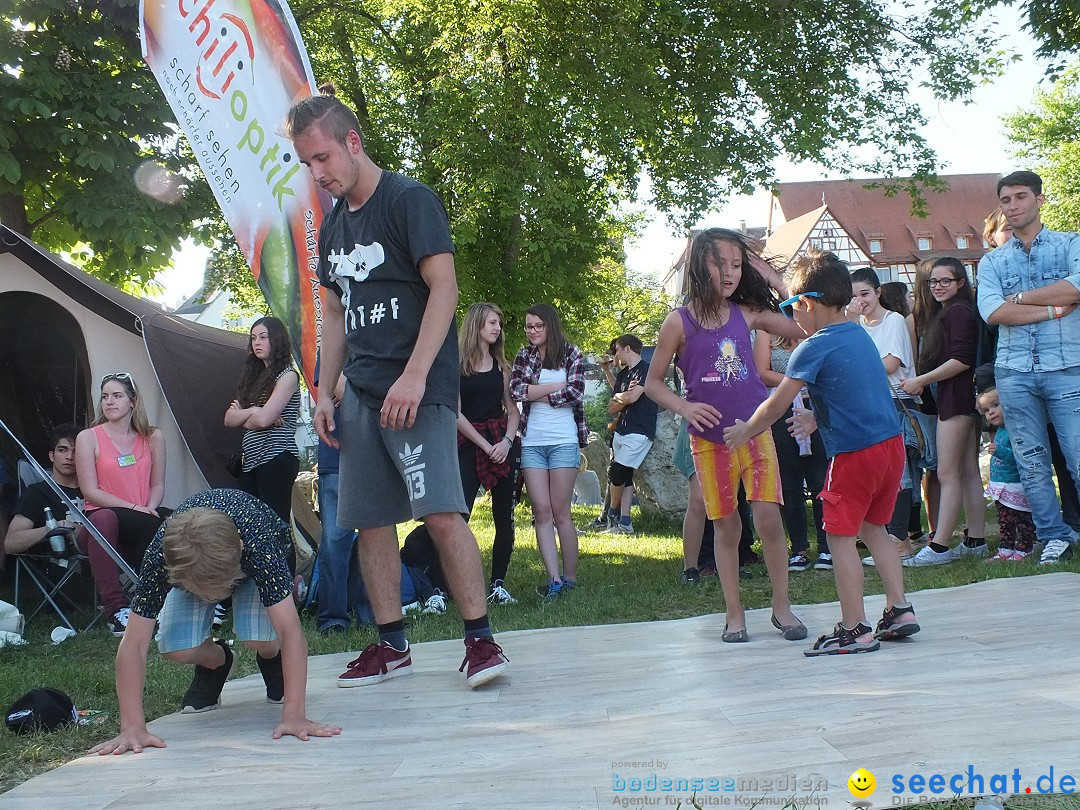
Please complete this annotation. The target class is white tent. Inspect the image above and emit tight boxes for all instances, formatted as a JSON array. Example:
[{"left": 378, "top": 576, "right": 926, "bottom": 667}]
[{"left": 0, "top": 225, "right": 249, "bottom": 506}]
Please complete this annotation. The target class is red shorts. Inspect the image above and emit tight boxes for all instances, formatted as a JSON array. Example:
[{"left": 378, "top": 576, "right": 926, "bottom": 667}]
[{"left": 819, "top": 435, "right": 905, "bottom": 537}]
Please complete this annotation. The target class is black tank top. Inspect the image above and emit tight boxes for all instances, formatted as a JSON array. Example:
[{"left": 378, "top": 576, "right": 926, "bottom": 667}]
[{"left": 459, "top": 365, "right": 504, "bottom": 421}]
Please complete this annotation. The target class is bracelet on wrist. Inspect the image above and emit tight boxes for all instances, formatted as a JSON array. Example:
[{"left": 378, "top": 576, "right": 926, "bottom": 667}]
[{"left": 1048, "top": 306, "right": 1055, "bottom": 321}]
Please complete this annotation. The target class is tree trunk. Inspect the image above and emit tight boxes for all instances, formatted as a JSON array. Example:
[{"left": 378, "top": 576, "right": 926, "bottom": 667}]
[{"left": 0, "top": 192, "right": 30, "bottom": 236}]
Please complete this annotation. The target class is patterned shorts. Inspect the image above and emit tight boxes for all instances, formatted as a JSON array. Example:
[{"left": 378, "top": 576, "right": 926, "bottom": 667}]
[
  {"left": 690, "top": 431, "right": 782, "bottom": 520},
  {"left": 155, "top": 578, "right": 274, "bottom": 653}
]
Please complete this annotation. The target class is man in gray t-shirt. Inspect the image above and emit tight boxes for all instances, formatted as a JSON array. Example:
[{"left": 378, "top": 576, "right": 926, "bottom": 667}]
[{"left": 287, "top": 94, "right": 508, "bottom": 690}]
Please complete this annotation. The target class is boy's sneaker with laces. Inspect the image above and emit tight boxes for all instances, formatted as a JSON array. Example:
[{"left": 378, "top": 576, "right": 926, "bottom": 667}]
[
  {"left": 787, "top": 553, "right": 810, "bottom": 572},
  {"left": 211, "top": 603, "right": 228, "bottom": 632},
  {"left": 584, "top": 515, "right": 609, "bottom": 532},
  {"left": 902, "top": 545, "right": 957, "bottom": 567},
  {"left": 607, "top": 522, "right": 634, "bottom": 535},
  {"left": 813, "top": 553, "right": 833, "bottom": 570},
  {"left": 181, "top": 639, "right": 235, "bottom": 713},
  {"left": 804, "top": 621, "right": 880, "bottom": 657},
  {"left": 459, "top": 636, "right": 509, "bottom": 687},
  {"left": 421, "top": 589, "right": 447, "bottom": 614},
  {"left": 1039, "top": 538, "right": 1074, "bottom": 565},
  {"left": 681, "top": 567, "right": 701, "bottom": 584},
  {"left": 559, "top": 575, "right": 577, "bottom": 591},
  {"left": 487, "top": 581, "right": 517, "bottom": 605},
  {"left": 337, "top": 641, "right": 412, "bottom": 687},
  {"left": 107, "top": 607, "right": 130, "bottom": 637},
  {"left": 256, "top": 650, "right": 284, "bottom": 704},
  {"left": 874, "top": 603, "right": 920, "bottom": 640}
]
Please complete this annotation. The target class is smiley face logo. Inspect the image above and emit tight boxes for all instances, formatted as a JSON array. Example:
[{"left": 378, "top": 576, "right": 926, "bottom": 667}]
[{"left": 848, "top": 768, "right": 876, "bottom": 798}]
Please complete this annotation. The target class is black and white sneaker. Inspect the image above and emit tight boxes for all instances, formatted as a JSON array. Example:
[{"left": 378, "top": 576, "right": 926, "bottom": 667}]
[
  {"left": 211, "top": 603, "right": 228, "bottom": 632},
  {"left": 107, "top": 607, "right": 130, "bottom": 637},
  {"left": 256, "top": 650, "right": 284, "bottom": 704},
  {"left": 180, "top": 639, "right": 235, "bottom": 713},
  {"left": 487, "top": 581, "right": 518, "bottom": 605}
]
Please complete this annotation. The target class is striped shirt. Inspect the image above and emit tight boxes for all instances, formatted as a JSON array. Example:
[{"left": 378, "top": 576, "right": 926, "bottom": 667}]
[{"left": 241, "top": 367, "right": 301, "bottom": 472}]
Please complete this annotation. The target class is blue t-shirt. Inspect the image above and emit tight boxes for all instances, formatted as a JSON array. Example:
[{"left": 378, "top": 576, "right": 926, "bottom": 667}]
[{"left": 786, "top": 320, "right": 900, "bottom": 458}]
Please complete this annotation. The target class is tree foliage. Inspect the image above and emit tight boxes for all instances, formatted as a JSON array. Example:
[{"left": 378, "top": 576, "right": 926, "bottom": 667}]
[
  {"left": 1003, "top": 62, "right": 1080, "bottom": 232},
  {"left": 0, "top": 0, "right": 217, "bottom": 288}
]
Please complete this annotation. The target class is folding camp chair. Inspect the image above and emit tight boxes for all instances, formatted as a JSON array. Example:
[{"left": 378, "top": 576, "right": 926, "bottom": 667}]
[{"left": 2, "top": 418, "right": 138, "bottom": 633}]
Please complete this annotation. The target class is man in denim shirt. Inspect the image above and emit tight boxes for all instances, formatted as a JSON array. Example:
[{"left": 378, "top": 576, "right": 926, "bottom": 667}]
[{"left": 977, "top": 170, "right": 1080, "bottom": 564}]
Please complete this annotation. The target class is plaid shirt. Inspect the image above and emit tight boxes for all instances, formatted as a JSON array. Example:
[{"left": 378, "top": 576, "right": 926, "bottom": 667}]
[{"left": 510, "top": 344, "right": 589, "bottom": 447}]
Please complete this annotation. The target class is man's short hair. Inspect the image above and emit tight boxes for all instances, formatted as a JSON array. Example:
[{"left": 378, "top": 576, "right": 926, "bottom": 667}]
[
  {"left": 615, "top": 334, "right": 643, "bottom": 354},
  {"left": 997, "top": 171, "right": 1042, "bottom": 197},
  {"left": 162, "top": 508, "right": 244, "bottom": 603},
  {"left": 786, "top": 250, "right": 853, "bottom": 309},
  {"left": 284, "top": 95, "right": 363, "bottom": 146},
  {"left": 47, "top": 424, "right": 80, "bottom": 451}
]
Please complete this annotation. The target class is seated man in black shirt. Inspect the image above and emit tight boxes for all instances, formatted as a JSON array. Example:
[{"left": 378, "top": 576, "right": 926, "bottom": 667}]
[
  {"left": 4, "top": 425, "right": 84, "bottom": 556},
  {"left": 90, "top": 489, "right": 341, "bottom": 755}
]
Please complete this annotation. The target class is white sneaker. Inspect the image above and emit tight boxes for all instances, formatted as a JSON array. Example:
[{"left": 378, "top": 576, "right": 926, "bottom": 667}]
[
  {"left": 402, "top": 601, "right": 422, "bottom": 615},
  {"left": 422, "top": 590, "right": 448, "bottom": 615},
  {"left": 902, "top": 545, "right": 958, "bottom": 567},
  {"left": 108, "top": 607, "right": 130, "bottom": 637},
  {"left": 954, "top": 541, "right": 989, "bottom": 558},
  {"left": 862, "top": 555, "right": 876, "bottom": 567},
  {"left": 1039, "top": 538, "right": 1074, "bottom": 565},
  {"left": 813, "top": 553, "right": 833, "bottom": 570},
  {"left": 487, "top": 581, "right": 518, "bottom": 605}
]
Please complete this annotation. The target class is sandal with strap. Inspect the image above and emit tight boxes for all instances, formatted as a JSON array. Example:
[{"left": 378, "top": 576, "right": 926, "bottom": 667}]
[
  {"left": 804, "top": 621, "right": 879, "bottom": 657},
  {"left": 874, "top": 603, "right": 920, "bottom": 640}
]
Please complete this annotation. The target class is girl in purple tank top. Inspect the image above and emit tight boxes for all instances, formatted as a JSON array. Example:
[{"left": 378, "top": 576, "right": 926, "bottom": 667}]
[{"left": 645, "top": 229, "right": 807, "bottom": 643}]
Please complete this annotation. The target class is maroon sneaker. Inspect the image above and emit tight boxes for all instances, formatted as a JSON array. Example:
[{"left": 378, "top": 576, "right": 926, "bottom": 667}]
[
  {"left": 459, "top": 637, "right": 509, "bottom": 688},
  {"left": 337, "top": 641, "right": 412, "bottom": 688}
]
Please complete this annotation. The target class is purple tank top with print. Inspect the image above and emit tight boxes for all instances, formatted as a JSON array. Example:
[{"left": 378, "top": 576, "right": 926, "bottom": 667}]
[{"left": 675, "top": 305, "right": 768, "bottom": 444}]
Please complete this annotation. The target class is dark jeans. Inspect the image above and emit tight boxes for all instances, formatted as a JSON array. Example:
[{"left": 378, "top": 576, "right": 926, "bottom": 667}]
[
  {"left": 238, "top": 450, "right": 299, "bottom": 572},
  {"left": 771, "top": 413, "right": 828, "bottom": 556},
  {"left": 1049, "top": 423, "right": 1080, "bottom": 533},
  {"left": 458, "top": 443, "right": 518, "bottom": 584}
]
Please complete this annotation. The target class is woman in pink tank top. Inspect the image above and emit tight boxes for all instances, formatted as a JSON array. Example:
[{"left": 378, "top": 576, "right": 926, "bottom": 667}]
[{"left": 75, "top": 372, "right": 168, "bottom": 636}]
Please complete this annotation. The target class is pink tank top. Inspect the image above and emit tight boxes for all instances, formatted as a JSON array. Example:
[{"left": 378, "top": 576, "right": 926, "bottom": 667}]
[{"left": 85, "top": 425, "right": 152, "bottom": 510}]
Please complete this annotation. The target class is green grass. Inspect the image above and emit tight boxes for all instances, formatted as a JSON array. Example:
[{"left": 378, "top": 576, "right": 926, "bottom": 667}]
[{"left": 2, "top": 500, "right": 1078, "bottom": 796}]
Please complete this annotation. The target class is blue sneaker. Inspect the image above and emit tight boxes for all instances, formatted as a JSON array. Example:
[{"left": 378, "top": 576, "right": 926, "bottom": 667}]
[{"left": 536, "top": 579, "right": 563, "bottom": 603}]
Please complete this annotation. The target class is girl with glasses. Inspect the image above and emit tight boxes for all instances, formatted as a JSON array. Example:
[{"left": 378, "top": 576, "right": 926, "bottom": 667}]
[
  {"left": 509, "top": 303, "right": 587, "bottom": 602},
  {"left": 224, "top": 317, "right": 301, "bottom": 569},
  {"left": 75, "top": 372, "right": 169, "bottom": 636},
  {"left": 900, "top": 258, "right": 986, "bottom": 566},
  {"left": 644, "top": 228, "right": 806, "bottom": 643}
]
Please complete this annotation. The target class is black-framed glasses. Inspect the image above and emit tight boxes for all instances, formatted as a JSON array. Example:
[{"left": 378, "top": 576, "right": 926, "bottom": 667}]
[
  {"left": 100, "top": 372, "right": 136, "bottom": 389},
  {"left": 524, "top": 323, "right": 546, "bottom": 332},
  {"left": 779, "top": 291, "right": 824, "bottom": 318},
  {"left": 927, "top": 278, "right": 957, "bottom": 288}
]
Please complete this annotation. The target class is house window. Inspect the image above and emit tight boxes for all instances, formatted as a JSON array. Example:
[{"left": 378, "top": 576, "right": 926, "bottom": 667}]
[
  {"left": 869, "top": 239, "right": 883, "bottom": 254},
  {"left": 956, "top": 236, "right": 969, "bottom": 249},
  {"left": 917, "top": 237, "right": 932, "bottom": 251}
]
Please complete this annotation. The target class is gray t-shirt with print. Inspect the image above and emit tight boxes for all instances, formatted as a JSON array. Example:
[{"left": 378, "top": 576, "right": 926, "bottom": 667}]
[{"left": 317, "top": 170, "right": 459, "bottom": 409}]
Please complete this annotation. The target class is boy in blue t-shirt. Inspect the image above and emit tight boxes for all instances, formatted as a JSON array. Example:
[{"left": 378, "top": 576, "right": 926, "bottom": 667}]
[{"left": 724, "top": 251, "right": 920, "bottom": 656}]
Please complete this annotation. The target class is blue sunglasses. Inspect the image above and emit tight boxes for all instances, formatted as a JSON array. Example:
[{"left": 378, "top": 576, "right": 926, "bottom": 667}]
[{"left": 779, "top": 291, "right": 824, "bottom": 318}]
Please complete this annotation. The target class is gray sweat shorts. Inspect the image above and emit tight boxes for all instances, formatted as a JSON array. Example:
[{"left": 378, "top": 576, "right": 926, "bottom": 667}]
[{"left": 337, "top": 388, "right": 467, "bottom": 531}]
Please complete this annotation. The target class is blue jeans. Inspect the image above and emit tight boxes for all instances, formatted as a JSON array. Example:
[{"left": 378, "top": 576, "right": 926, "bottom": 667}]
[
  {"left": 996, "top": 365, "right": 1080, "bottom": 546},
  {"left": 316, "top": 472, "right": 359, "bottom": 631}
]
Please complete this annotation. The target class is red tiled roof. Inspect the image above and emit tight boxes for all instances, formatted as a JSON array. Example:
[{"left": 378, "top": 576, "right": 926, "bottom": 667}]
[{"left": 774, "top": 174, "right": 999, "bottom": 265}]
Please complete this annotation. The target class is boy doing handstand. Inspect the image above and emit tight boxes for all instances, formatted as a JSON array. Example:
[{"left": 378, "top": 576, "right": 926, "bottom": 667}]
[
  {"left": 724, "top": 251, "right": 920, "bottom": 655},
  {"left": 91, "top": 489, "right": 341, "bottom": 754}
]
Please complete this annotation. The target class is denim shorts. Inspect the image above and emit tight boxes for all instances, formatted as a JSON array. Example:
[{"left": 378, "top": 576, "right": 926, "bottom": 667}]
[{"left": 520, "top": 442, "right": 580, "bottom": 470}]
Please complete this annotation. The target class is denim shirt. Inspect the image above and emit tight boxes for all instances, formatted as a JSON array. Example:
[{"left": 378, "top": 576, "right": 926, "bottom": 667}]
[{"left": 976, "top": 227, "right": 1080, "bottom": 372}]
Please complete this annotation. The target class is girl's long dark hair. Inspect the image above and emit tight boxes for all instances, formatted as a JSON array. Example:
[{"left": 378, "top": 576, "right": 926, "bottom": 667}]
[
  {"left": 685, "top": 228, "right": 779, "bottom": 325},
  {"left": 526, "top": 303, "right": 570, "bottom": 370},
  {"left": 879, "top": 282, "right": 910, "bottom": 317},
  {"left": 237, "top": 316, "right": 294, "bottom": 406},
  {"left": 917, "top": 258, "right": 975, "bottom": 373}
]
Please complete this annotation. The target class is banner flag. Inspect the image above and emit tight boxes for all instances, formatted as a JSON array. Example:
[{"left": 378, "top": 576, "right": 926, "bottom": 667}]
[{"left": 140, "top": 0, "right": 328, "bottom": 390}]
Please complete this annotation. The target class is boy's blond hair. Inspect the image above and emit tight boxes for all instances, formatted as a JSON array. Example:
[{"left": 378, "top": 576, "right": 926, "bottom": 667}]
[{"left": 162, "top": 508, "right": 244, "bottom": 603}]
